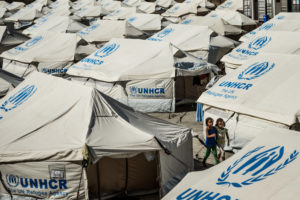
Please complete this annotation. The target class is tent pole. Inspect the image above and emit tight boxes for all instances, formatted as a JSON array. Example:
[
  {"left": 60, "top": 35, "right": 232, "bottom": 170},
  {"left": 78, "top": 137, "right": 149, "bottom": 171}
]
[{"left": 96, "top": 162, "right": 101, "bottom": 200}]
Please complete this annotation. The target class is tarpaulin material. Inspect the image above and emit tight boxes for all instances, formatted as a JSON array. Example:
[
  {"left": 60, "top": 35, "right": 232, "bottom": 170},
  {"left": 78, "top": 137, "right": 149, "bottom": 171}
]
[
  {"left": 1, "top": 32, "right": 77, "bottom": 63},
  {"left": 77, "top": 20, "right": 126, "bottom": 42},
  {"left": 222, "top": 31, "right": 300, "bottom": 69},
  {"left": 162, "top": 3, "right": 197, "bottom": 18},
  {"left": 164, "top": 127, "right": 300, "bottom": 200},
  {"left": 216, "top": 0, "right": 243, "bottom": 11},
  {"left": 148, "top": 24, "right": 212, "bottom": 52}
]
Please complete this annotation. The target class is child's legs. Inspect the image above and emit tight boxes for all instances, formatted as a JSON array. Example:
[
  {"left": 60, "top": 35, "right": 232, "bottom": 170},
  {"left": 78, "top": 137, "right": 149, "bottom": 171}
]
[
  {"left": 211, "top": 146, "right": 219, "bottom": 164},
  {"left": 203, "top": 147, "right": 211, "bottom": 163}
]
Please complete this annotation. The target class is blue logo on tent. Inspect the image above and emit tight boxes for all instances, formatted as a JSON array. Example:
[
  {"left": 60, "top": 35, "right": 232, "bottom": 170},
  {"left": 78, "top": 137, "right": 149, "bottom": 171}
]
[
  {"left": 182, "top": 19, "right": 192, "bottom": 24},
  {"left": 94, "top": 43, "right": 120, "bottom": 58},
  {"left": 108, "top": 9, "right": 121, "bottom": 16},
  {"left": 220, "top": 1, "right": 232, "bottom": 8},
  {"left": 217, "top": 146, "right": 298, "bottom": 188},
  {"left": 157, "top": 28, "right": 174, "bottom": 38},
  {"left": 238, "top": 61, "right": 275, "bottom": 80},
  {"left": 128, "top": 17, "right": 136, "bottom": 23},
  {"left": 277, "top": 16, "right": 285, "bottom": 20},
  {"left": 25, "top": 36, "right": 43, "bottom": 48},
  {"left": 258, "top": 23, "right": 275, "bottom": 31},
  {"left": 0, "top": 85, "right": 37, "bottom": 120},
  {"left": 78, "top": 24, "right": 100, "bottom": 35},
  {"left": 6, "top": 175, "right": 19, "bottom": 187},
  {"left": 210, "top": 14, "right": 217, "bottom": 18},
  {"left": 248, "top": 36, "right": 271, "bottom": 50},
  {"left": 169, "top": 6, "right": 179, "bottom": 14}
]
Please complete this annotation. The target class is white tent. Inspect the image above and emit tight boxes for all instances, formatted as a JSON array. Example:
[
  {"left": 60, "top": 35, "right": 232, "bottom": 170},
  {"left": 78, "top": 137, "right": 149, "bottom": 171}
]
[
  {"left": 6, "top": 2, "right": 25, "bottom": 11},
  {"left": 181, "top": 15, "right": 243, "bottom": 36},
  {"left": 240, "top": 12, "right": 300, "bottom": 43},
  {"left": 0, "top": 71, "right": 193, "bottom": 199},
  {"left": 77, "top": 20, "right": 126, "bottom": 42},
  {"left": 1, "top": 32, "right": 77, "bottom": 63},
  {"left": 162, "top": 3, "right": 197, "bottom": 18},
  {"left": 67, "top": 38, "right": 215, "bottom": 112},
  {"left": 221, "top": 31, "right": 300, "bottom": 70},
  {"left": 147, "top": 24, "right": 213, "bottom": 58},
  {"left": 1, "top": 32, "right": 77, "bottom": 77},
  {"left": 5, "top": 6, "right": 39, "bottom": 22},
  {"left": 123, "top": 0, "right": 141, "bottom": 7},
  {"left": 49, "top": 0, "right": 70, "bottom": 9},
  {"left": 198, "top": 53, "right": 300, "bottom": 148},
  {"left": 216, "top": 0, "right": 243, "bottom": 11},
  {"left": 207, "top": 10, "right": 256, "bottom": 26},
  {"left": 74, "top": 5, "right": 102, "bottom": 18},
  {"left": 23, "top": 15, "right": 70, "bottom": 36},
  {"left": 126, "top": 13, "right": 161, "bottom": 32},
  {"left": 100, "top": 0, "right": 121, "bottom": 13},
  {"left": 72, "top": 0, "right": 94, "bottom": 11},
  {"left": 137, "top": 2, "right": 156, "bottom": 14},
  {"left": 103, "top": 7, "right": 136, "bottom": 20},
  {"left": 164, "top": 126, "right": 300, "bottom": 200},
  {"left": 156, "top": 0, "right": 173, "bottom": 8}
]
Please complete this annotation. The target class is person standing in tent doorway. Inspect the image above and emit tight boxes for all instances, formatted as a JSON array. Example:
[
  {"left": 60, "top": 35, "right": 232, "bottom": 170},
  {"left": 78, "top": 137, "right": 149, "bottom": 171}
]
[
  {"left": 215, "top": 118, "right": 229, "bottom": 162},
  {"left": 202, "top": 117, "right": 218, "bottom": 167}
]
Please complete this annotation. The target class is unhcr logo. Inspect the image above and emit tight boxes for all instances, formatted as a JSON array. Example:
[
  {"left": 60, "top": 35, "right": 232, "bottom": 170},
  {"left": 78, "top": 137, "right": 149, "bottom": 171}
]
[
  {"left": 6, "top": 174, "right": 19, "bottom": 187},
  {"left": 8, "top": 36, "right": 43, "bottom": 55},
  {"left": 0, "top": 85, "right": 37, "bottom": 120},
  {"left": 94, "top": 43, "right": 120, "bottom": 58},
  {"left": 78, "top": 24, "right": 100, "bottom": 35},
  {"left": 169, "top": 6, "right": 179, "bottom": 14},
  {"left": 277, "top": 16, "right": 285, "bottom": 20},
  {"left": 238, "top": 61, "right": 275, "bottom": 80},
  {"left": 258, "top": 23, "right": 275, "bottom": 31},
  {"left": 248, "top": 36, "right": 272, "bottom": 50},
  {"left": 128, "top": 17, "right": 137, "bottom": 23},
  {"left": 108, "top": 9, "right": 121, "bottom": 16},
  {"left": 217, "top": 146, "right": 298, "bottom": 188},
  {"left": 181, "top": 19, "right": 192, "bottom": 24},
  {"left": 210, "top": 14, "right": 217, "bottom": 18},
  {"left": 148, "top": 28, "right": 174, "bottom": 41},
  {"left": 129, "top": 86, "right": 165, "bottom": 96}
]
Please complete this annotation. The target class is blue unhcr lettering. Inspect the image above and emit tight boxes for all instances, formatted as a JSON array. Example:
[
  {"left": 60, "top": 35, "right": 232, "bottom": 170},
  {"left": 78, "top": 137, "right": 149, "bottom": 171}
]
[{"left": 176, "top": 188, "right": 198, "bottom": 200}]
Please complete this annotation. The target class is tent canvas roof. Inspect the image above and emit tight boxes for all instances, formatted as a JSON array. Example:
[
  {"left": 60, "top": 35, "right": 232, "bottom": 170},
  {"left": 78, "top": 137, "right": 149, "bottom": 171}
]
[
  {"left": 0, "top": 72, "right": 191, "bottom": 163},
  {"left": 148, "top": 24, "right": 213, "bottom": 52},
  {"left": 162, "top": 3, "right": 197, "bottom": 18},
  {"left": 199, "top": 53, "right": 300, "bottom": 126},
  {"left": 77, "top": 20, "right": 126, "bottom": 42},
  {"left": 216, "top": 0, "right": 242, "bottom": 11},
  {"left": 163, "top": 126, "right": 300, "bottom": 200},
  {"left": 67, "top": 38, "right": 175, "bottom": 82},
  {"left": 221, "top": 31, "right": 300, "bottom": 67},
  {"left": 1, "top": 32, "right": 77, "bottom": 63},
  {"left": 240, "top": 13, "right": 300, "bottom": 42}
]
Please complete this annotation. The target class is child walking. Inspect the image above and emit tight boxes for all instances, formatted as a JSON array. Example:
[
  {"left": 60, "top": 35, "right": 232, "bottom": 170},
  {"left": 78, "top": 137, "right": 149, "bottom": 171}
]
[
  {"left": 202, "top": 117, "right": 219, "bottom": 167},
  {"left": 215, "top": 118, "right": 230, "bottom": 162}
]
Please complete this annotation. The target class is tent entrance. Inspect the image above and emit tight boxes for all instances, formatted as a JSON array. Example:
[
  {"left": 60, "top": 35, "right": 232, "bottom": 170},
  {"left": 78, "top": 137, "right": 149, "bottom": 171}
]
[{"left": 87, "top": 152, "right": 160, "bottom": 199}]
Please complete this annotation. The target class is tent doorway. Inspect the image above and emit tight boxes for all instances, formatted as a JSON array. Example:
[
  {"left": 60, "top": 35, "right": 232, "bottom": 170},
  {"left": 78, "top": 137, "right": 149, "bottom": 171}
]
[{"left": 87, "top": 152, "right": 160, "bottom": 199}]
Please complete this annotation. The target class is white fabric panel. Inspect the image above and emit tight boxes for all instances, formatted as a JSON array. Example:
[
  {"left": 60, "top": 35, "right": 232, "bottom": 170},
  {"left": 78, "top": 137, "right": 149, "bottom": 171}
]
[
  {"left": 77, "top": 20, "right": 126, "bottom": 42},
  {"left": 100, "top": 0, "right": 121, "bottom": 13},
  {"left": 6, "top": 2, "right": 25, "bottom": 11},
  {"left": 156, "top": 0, "right": 173, "bottom": 8},
  {"left": 216, "top": 0, "right": 243, "bottom": 11},
  {"left": 181, "top": 15, "right": 243, "bottom": 36},
  {"left": 240, "top": 12, "right": 300, "bottom": 42},
  {"left": 162, "top": 3, "right": 197, "bottom": 18},
  {"left": 126, "top": 13, "right": 161, "bottom": 31},
  {"left": 0, "top": 161, "right": 85, "bottom": 199},
  {"left": 2, "top": 59, "right": 37, "bottom": 78},
  {"left": 74, "top": 5, "right": 102, "bottom": 17},
  {"left": 222, "top": 31, "right": 300, "bottom": 68},
  {"left": 0, "top": 8, "right": 6, "bottom": 18},
  {"left": 137, "top": 2, "right": 156, "bottom": 14},
  {"left": 68, "top": 38, "right": 175, "bottom": 82},
  {"left": 199, "top": 53, "right": 300, "bottom": 126},
  {"left": 148, "top": 24, "right": 212, "bottom": 52},
  {"left": 72, "top": 0, "right": 94, "bottom": 10},
  {"left": 103, "top": 7, "right": 136, "bottom": 20},
  {"left": 164, "top": 127, "right": 300, "bottom": 200},
  {"left": 123, "top": 0, "right": 141, "bottom": 7},
  {"left": 5, "top": 7, "right": 38, "bottom": 22},
  {"left": 23, "top": 16, "right": 70, "bottom": 35},
  {"left": 1, "top": 32, "right": 77, "bottom": 63},
  {"left": 0, "top": 26, "right": 6, "bottom": 41},
  {"left": 208, "top": 10, "right": 256, "bottom": 26}
]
